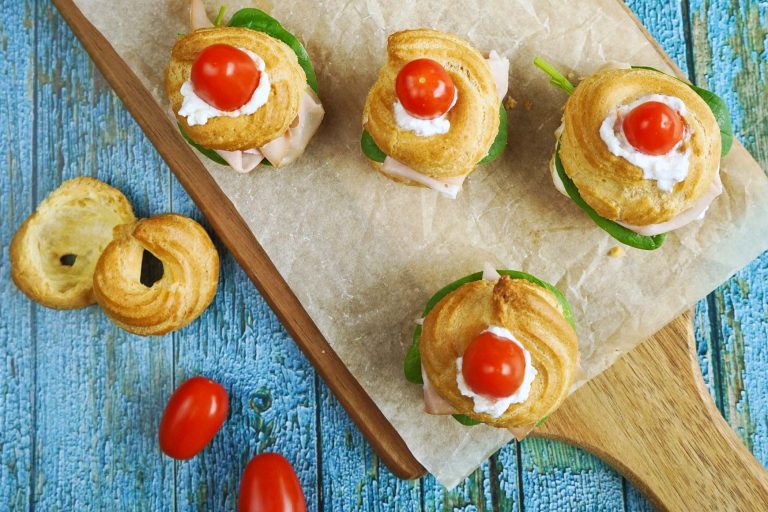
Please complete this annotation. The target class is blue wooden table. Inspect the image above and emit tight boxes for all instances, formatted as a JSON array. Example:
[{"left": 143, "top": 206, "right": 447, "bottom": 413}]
[{"left": 1, "top": 1, "right": 766, "bottom": 510}]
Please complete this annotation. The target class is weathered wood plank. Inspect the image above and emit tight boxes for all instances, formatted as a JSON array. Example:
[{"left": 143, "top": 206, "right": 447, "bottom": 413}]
[
  {"left": 318, "top": 385, "right": 420, "bottom": 512},
  {"left": 519, "top": 438, "right": 625, "bottom": 512},
  {"left": 421, "top": 464, "right": 494, "bottom": 512},
  {"left": 688, "top": 0, "right": 768, "bottom": 471},
  {"left": 170, "top": 185, "right": 321, "bottom": 511},
  {"left": 29, "top": 4, "right": 174, "bottom": 510},
  {"left": 0, "top": 1, "right": 765, "bottom": 510},
  {"left": 0, "top": 1, "right": 36, "bottom": 510}
]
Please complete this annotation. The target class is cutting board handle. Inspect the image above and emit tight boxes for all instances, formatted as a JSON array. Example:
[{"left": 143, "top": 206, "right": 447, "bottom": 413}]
[{"left": 535, "top": 312, "right": 768, "bottom": 511}]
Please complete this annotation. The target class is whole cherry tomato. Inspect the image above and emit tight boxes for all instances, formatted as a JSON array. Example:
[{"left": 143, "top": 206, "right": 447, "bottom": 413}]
[
  {"left": 238, "top": 453, "right": 306, "bottom": 512},
  {"left": 191, "top": 44, "right": 261, "bottom": 111},
  {"left": 461, "top": 331, "right": 526, "bottom": 398},
  {"left": 622, "top": 101, "right": 684, "bottom": 155},
  {"left": 158, "top": 376, "right": 228, "bottom": 459},
  {"left": 395, "top": 58, "right": 456, "bottom": 119}
]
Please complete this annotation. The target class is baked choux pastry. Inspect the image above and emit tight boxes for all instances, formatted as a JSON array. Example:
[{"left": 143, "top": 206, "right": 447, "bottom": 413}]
[
  {"left": 92, "top": 214, "right": 219, "bottom": 336},
  {"left": 361, "top": 29, "right": 509, "bottom": 198},
  {"left": 166, "top": 2, "right": 324, "bottom": 172},
  {"left": 535, "top": 59, "right": 732, "bottom": 250},
  {"left": 10, "top": 177, "right": 136, "bottom": 309},
  {"left": 405, "top": 268, "right": 578, "bottom": 430}
]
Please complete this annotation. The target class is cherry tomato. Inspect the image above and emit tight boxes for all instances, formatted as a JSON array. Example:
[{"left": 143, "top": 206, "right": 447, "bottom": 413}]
[
  {"left": 461, "top": 331, "right": 526, "bottom": 398},
  {"left": 158, "top": 376, "right": 228, "bottom": 459},
  {"left": 395, "top": 58, "right": 456, "bottom": 119},
  {"left": 238, "top": 453, "right": 306, "bottom": 512},
  {"left": 621, "top": 101, "right": 684, "bottom": 155},
  {"left": 191, "top": 44, "right": 261, "bottom": 111}
]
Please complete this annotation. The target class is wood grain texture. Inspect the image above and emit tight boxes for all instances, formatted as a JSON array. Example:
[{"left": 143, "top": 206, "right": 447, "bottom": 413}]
[
  {"left": 537, "top": 313, "right": 768, "bottom": 511},
  {"left": 0, "top": 0, "right": 766, "bottom": 510},
  {"left": 0, "top": 2, "right": 35, "bottom": 510},
  {"left": 169, "top": 188, "right": 321, "bottom": 511},
  {"left": 30, "top": 2, "right": 174, "bottom": 509},
  {"left": 689, "top": 0, "right": 768, "bottom": 481}
]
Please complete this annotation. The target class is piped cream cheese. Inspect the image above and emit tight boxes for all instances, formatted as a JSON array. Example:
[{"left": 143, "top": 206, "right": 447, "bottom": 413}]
[
  {"left": 455, "top": 325, "right": 537, "bottom": 418},
  {"left": 179, "top": 48, "right": 271, "bottom": 126},
  {"left": 393, "top": 91, "right": 457, "bottom": 136},
  {"left": 599, "top": 94, "right": 691, "bottom": 192},
  {"left": 392, "top": 51, "right": 509, "bottom": 137}
]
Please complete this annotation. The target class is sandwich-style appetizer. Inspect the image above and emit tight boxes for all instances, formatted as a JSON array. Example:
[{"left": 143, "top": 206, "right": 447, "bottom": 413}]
[
  {"left": 361, "top": 29, "right": 509, "bottom": 198},
  {"left": 165, "top": 1, "right": 324, "bottom": 173},
  {"left": 404, "top": 267, "right": 579, "bottom": 432},
  {"left": 535, "top": 58, "right": 733, "bottom": 250}
]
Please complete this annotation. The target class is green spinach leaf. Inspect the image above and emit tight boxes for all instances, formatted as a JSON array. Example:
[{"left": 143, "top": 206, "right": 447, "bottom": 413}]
[
  {"left": 453, "top": 414, "right": 482, "bottom": 426},
  {"left": 555, "top": 143, "right": 666, "bottom": 250},
  {"left": 228, "top": 8, "right": 319, "bottom": 94},
  {"left": 478, "top": 105, "right": 508, "bottom": 164},
  {"left": 360, "top": 130, "right": 387, "bottom": 163}
]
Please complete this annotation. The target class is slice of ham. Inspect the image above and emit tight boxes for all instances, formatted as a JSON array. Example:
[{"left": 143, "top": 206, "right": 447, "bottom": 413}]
[
  {"left": 189, "top": 0, "right": 213, "bottom": 30},
  {"left": 422, "top": 368, "right": 456, "bottom": 415},
  {"left": 617, "top": 171, "right": 723, "bottom": 236},
  {"left": 378, "top": 51, "right": 509, "bottom": 198},
  {"left": 381, "top": 157, "right": 467, "bottom": 199},
  {"left": 210, "top": 87, "right": 324, "bottom": 172},
  {"left": 482, "top": 263, "right": 501, "bottom": 281},
  {"left": 260, "top": 88, "right": 325, "bottom": 167},
  {"left": 487, "top": 50, "right": 510, "bottom": 102},
  {"left": 216, "top": 148, "right": 265, "bottom": 174}
]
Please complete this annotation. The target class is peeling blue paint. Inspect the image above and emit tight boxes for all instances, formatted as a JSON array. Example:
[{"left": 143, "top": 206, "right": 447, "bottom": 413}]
[{"left": 0, "top": 1, "right": 765, "bottom": 511}]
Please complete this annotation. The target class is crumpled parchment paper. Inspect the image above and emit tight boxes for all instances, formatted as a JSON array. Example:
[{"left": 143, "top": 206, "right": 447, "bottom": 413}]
[{"left": 74, "top": 0, "right": 768, "bottom": 487}]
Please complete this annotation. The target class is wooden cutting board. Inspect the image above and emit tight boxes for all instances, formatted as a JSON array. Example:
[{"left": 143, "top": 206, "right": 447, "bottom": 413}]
[{"left": 52, "top": 0, "right": 768, "bottom": 509}]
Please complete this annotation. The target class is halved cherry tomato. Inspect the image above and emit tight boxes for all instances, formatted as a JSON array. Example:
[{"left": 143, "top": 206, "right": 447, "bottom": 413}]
[
  {"left": 158, "top": 376, "right": 228, "bottom": 459},
  {"left": 622, "top": 101, "right": 684, "bottom": 155},
  {"left": 461, "top": 331, "right": 526, "bottom": 398},
  {"left": 238, "top": 453, "right": 306, "bottom": 512},
  {"left": 395, "top": 58, "right": 456, "bottom": 119},
  {"left": 191, "top": 44, "right": 261, "bottom": 111}
]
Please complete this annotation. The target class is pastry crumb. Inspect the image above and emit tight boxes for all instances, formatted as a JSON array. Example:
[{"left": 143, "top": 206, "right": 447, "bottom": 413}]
[
  {"left": 504, "top": 96, "right": 518, "bottom": 109},
  {"left": 608, "top": 246, "right": 625, "bottom": 258}
]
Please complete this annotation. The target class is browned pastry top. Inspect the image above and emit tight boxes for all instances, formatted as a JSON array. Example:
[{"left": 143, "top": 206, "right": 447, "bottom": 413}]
[
  {"left": 559, "top": 68, "right": 721, "bottom": 225},
  {"left": 420, "top": 276, "right": 579, "bottom": 428},
  {"left": 363, "top": 29, "right": 501, "bottom": 178},
  {"left": 166, "top": 27, "right": 305, "bottom": 151},
  {"left": 92, "top": 214, "right": 219, "bottom": 336}
]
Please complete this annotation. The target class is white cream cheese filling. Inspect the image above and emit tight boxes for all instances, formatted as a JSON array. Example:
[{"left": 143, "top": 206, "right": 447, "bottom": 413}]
[
  {"left": 455, "top": 325, "right": 537, "bottom": 419},
  {"left": 393, "top": 91, "right": 457, "bottom": 136},
  {"left": 599, "top": 94, "right": 691, "bottom": 192},
  {"left": 179, "top": 48, "right": 271, "bottom": 126},
  {"left": 392, "top": 51, "right": 509, "bottom": 137}
]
